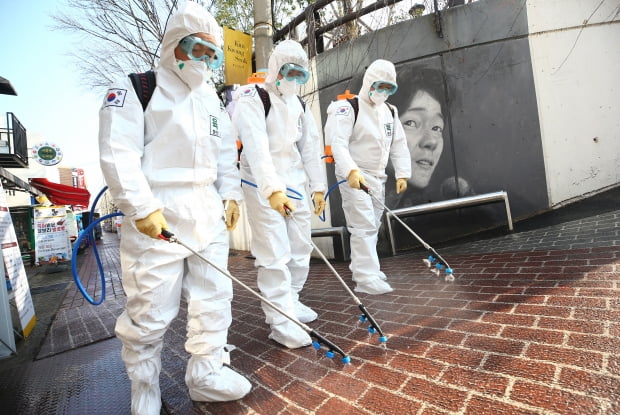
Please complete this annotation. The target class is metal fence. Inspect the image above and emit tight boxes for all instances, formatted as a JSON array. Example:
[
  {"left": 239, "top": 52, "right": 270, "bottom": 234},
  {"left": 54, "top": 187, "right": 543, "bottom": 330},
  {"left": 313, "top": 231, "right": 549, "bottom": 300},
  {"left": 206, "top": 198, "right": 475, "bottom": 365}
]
[
  {"left": 273, "top": 0, "right": 476, "bottom": 56},
  {"left": 0, "top": 112, "right": 29, "bottom": 167}
]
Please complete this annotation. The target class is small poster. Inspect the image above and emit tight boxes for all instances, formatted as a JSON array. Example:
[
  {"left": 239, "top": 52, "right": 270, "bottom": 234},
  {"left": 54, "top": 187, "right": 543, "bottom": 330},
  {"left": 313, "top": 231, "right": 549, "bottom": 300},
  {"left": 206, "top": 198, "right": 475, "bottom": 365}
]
[
  {"left": 223, "top": 26, "right": 252, "bottom": 86},
  {"left": 33, "top": 205, "right": 72, "bottom": 265}
]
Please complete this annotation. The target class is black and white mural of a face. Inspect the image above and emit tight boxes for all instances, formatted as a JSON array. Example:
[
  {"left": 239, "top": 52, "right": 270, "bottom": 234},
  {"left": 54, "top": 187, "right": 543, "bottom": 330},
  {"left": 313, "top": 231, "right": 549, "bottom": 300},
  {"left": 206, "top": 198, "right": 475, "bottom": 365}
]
[
  {"left": 319, "top": 38, "right": 549, "bottom": 253},
  {"left": 399, "top": 80, "right": 445, "bottom": 189},
  {"left": 386, "top": 64, "right": 457, "bottom": 210}
]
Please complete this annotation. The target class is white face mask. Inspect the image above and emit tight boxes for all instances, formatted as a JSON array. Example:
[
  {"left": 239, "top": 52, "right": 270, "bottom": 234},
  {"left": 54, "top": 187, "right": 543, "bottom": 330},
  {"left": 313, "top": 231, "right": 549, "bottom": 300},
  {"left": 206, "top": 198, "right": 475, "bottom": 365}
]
[
  {"left": 369, "top": 90, "right": 389, "bottom": 106},
  {"left": 174, "top": 60, "right": 208, "bottom": 89},
  {"left": 276, "top": 78, "right": 298, "bottom": 96}
]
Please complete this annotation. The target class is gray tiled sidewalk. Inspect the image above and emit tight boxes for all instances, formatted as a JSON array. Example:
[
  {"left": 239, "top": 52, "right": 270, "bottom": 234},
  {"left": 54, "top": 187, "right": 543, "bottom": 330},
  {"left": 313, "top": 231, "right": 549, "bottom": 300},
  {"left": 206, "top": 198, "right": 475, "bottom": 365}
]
[
  {"left": 0, "top": 185, "right": 619, "bottom": 414},
  {"left": 443, "top": 210, "right": 619, "bottom": 255}
]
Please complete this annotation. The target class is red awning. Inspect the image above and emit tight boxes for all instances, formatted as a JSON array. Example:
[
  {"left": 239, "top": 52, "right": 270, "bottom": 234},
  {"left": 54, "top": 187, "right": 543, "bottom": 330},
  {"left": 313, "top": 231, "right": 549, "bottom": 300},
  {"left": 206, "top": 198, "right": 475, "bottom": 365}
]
[{"left": 29, "top": 178, "right": 91, "bottom": 207}]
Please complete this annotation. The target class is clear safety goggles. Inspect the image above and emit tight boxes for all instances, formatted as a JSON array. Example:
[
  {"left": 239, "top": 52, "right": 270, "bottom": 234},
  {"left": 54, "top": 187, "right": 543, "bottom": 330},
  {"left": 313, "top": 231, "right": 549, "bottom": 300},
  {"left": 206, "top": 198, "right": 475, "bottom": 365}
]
[
  {"left": 371, "top": 80, "right": 398, "bottom": 95},
  {"left": 179, "top": 35, "right": 224, "bottom": 69},
  {"left": 279, "top": 63, "right": 310, "bottom": 85}
]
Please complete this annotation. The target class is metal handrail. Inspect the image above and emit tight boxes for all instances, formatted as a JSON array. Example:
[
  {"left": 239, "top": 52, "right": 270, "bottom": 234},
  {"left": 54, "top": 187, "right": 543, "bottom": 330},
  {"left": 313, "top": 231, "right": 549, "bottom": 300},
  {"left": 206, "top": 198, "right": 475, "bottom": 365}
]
[{"left": 386, "top": 191, "right": 514, "bottom": 256}]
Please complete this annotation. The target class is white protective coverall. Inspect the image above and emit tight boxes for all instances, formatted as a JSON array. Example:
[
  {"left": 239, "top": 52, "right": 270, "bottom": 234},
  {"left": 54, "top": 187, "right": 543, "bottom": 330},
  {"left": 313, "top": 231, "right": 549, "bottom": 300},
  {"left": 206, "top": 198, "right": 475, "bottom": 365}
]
[
  {"left": 98, "top": 2, "right": 250, "bottom": 413},
  {"left": 324, "top": 59, "right": 411, "bottom": 294},
  {"left": 231, "top": 40, "right": 327, "bottom": 348}
]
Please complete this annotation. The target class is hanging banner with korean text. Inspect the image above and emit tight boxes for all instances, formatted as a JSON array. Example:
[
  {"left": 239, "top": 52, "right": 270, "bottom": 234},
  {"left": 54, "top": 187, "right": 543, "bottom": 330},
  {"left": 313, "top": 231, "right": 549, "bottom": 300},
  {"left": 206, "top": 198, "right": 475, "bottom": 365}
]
[{"left": 33, "top": 205, "right": 72, "bottom": 265}]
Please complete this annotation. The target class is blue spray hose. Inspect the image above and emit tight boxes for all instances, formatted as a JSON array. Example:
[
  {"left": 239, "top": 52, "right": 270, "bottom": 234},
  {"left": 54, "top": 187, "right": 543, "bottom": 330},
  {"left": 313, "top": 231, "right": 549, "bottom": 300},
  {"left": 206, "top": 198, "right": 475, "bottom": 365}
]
[
  {"left": 71, "top": 178, "right": 344, "bottom": 305},
  {"left": 240, "top": 179, "right": 304, "bottom": 200},
  {"left": 71, "top": 186, "right": 120, "bottom": 305},
  {"left": 319, "top": 179, "right": 347, "bottom": 222},
  {"left": 241, "top": 177, "right": 348, "bottom": 222},
  {"left": 71, "top": 212, "right": 122, "bottom": 305},
  {"left": 71, "top": 181, "right": 306, "bottom": 305}
]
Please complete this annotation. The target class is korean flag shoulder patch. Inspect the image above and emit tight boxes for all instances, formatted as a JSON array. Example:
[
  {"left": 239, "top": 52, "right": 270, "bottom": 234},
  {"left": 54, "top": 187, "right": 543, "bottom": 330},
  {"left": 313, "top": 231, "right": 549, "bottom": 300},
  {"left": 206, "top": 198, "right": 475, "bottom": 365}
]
[
  {"left": 239, "top": 87, "right": 257, "bottom": 98},
  {"left": 336, "top": 106, "right": 351, "bottom": 116},
  {"left": 104, "top": 88, "right": 127, "bottom": 108}
]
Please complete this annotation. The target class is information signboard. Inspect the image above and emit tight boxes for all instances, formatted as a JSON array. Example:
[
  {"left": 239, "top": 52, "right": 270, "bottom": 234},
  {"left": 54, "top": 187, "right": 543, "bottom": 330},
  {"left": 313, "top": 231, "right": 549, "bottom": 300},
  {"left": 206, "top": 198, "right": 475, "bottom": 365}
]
[{"left": 0, "top": 181, "right": 36, "bottom": 340}]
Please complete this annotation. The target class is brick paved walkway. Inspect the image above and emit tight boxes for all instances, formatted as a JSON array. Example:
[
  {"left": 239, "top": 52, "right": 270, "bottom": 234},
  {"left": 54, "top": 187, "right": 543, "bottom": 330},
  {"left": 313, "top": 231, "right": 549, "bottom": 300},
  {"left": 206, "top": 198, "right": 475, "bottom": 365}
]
[{"left": 1, "top": 193, "right": 619, "bottom": 414}]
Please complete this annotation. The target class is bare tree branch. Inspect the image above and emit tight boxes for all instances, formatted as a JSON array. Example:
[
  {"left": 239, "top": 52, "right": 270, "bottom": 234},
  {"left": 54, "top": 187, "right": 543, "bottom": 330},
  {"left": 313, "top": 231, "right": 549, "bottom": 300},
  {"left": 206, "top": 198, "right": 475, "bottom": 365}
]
[
  {"left": 52, "top": 0, "right": 176, "bottom": 88},
  {"left": 53, "top": 0, "right": 434, "bottom": 90}
]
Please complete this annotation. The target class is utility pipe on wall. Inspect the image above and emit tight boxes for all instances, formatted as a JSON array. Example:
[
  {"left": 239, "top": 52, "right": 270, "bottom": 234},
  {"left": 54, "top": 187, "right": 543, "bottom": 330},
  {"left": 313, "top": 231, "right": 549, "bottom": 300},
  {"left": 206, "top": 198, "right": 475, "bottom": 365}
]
[{"left": 253, "top": 0, "right": 273, "bottom": 70}]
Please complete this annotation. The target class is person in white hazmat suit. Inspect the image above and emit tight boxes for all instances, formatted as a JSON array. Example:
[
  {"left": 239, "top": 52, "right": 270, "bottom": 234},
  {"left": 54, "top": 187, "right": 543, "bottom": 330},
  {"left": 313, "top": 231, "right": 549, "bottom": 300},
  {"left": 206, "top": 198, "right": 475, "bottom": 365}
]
[
  {"left": 231, "top": 40, "right": 327, "bottom": 349},
  {"left": 324, "top": 59, "right": 411, "bottom": 295},
  {"left": 98, "top": 2, "right": 251, "bottom": 413}
]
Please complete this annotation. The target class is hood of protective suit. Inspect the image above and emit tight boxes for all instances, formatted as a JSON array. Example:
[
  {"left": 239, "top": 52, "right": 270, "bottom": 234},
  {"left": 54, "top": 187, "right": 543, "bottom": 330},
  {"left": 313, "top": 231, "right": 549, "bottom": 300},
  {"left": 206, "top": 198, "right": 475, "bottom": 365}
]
[
  {"left": 265, "top": 40, "right": 309, "bottom": 86},
  {"left": 358, "top": 59, "right": 397, "bottom": 105},
  {"left": 159, "top": 1, "right": 222, "bottom": 72}
]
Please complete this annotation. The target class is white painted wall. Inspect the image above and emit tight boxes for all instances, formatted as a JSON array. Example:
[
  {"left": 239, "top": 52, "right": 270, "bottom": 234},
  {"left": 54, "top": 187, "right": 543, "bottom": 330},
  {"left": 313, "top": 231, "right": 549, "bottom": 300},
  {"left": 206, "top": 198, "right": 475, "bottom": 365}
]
[{"left": 527, "top": 0, "right": 620, "bottom": 206}]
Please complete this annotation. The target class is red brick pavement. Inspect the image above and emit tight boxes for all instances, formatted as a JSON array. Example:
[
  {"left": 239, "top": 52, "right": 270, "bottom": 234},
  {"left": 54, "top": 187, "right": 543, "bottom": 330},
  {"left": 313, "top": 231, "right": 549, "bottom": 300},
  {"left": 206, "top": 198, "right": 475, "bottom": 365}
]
[
  {"left": 31, "top": 229, "right": 620, "bottom": 414},
  {"left": 153, "top": 242, "right": 619, "bottom": 415}
]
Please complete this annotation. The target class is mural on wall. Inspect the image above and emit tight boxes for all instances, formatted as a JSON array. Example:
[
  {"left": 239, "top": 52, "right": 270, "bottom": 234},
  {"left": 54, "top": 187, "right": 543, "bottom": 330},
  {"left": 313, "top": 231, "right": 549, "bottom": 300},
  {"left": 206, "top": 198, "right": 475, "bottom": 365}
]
[
  {"left": 318, "top": 44, "right": 548, "bottom": 255},
  {"left": 382, "top": 61, "right": 467, "bottom": 253},
  {"left": 385, "top": 62, "right": 456, "bottom": 209},
  {"left": 320, "top": 60, "right": 478, "bottom": 254},
  {"left": 315, "top": 0, "right": 550, "bottom": 255},
  {"left": 381, "top": 57, "right": 524, "bottom": 252}
]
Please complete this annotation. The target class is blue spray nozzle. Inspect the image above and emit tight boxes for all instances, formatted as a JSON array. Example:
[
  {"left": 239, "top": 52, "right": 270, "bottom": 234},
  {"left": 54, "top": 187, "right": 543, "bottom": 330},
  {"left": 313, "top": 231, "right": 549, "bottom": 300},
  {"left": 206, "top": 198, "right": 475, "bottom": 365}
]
[
  {"left": 341, "top": 356, "right": 351, "bottom": 364},
  {"left": 379, "top": 336, "right": 388, "bottom": 343},
  {"left": 359, "top": 315, "right": 367, "bottom": 322},
  {"left": 358, "top": 304, "right": 386, "bottom": 340},
  {"left": 310, "top": 330, "right": 349, "bottom": 363}
]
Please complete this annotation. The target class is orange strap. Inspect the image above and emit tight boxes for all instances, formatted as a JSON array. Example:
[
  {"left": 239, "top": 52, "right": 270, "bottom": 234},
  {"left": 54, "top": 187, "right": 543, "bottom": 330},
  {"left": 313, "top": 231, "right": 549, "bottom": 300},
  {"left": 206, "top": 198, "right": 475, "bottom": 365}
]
[
  {"left": 248, "top": 72, "right": 267, "bottom": 83},
  {"left": 324, "top": 89, "right": 353, "bottom": 164},
  {"left": 324, "top": 145, "right": 334, "bottom": 164},
  {"left": 337, "top": 89, "right": 355, "bottom": 100}
]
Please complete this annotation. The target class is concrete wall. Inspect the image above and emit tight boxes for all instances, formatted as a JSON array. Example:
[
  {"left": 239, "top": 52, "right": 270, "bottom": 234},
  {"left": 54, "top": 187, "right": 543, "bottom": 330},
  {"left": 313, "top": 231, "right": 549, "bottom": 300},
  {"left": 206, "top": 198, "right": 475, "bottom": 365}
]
[
  {"left": 230, "top": 0, "right": 620, "bottom": 255},
  {"left": 310, "top": 0, "right": 619, "bottom": 253},
  {"left": 526, "top": 0, "right": 620, "bottom": 206}
]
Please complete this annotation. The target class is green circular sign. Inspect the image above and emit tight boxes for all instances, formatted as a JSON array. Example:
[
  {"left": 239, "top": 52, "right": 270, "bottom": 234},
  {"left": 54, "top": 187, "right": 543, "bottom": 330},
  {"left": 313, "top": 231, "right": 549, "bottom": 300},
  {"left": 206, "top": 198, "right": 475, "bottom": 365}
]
[{"left": 32, "top": 142, "right": 63, "bottom": 166}]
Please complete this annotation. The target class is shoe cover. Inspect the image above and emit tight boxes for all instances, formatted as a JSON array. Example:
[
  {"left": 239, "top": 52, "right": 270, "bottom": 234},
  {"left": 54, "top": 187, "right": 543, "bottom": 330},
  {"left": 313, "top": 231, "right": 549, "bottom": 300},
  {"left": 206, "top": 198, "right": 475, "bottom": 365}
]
[
  {"left": 269, "top": 320, "right": 312, "bottom": 349},
  {"left": 295, "top": 300, "right": 318, "bottom": 323},
  {"left": 130, "top": 380, "right": 161, "bottom": 415},
  {"left": 354, "top": 278, "right": 393, "bottom": 295},
  {"left": 186, "top": 353, "right": 251, "bottom": 402}
]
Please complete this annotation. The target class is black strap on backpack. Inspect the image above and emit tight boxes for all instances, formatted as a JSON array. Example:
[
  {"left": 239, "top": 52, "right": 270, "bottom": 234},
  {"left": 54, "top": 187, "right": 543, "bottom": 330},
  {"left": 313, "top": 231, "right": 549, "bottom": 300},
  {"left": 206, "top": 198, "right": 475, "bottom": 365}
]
[
  {"left": 346, "top": 97, "right": 359, "bottom": 123},
  {"left": 346, "top": 96, "right": 394, "bottom": 123},
  {"left": 255, "top": 84, "right": 271, "bottom": 117},
  {"left": 255, "top": 84, "right": 306, "bottom": 117},
  {"left": 387, "top": 103, "right": 395, "bottom": 119},
  {"left": 128, "top": 70, "right": 156, "bottom": 111},
  {"left": 297, "top": 95, "right": 306, "bottom": 112}
]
